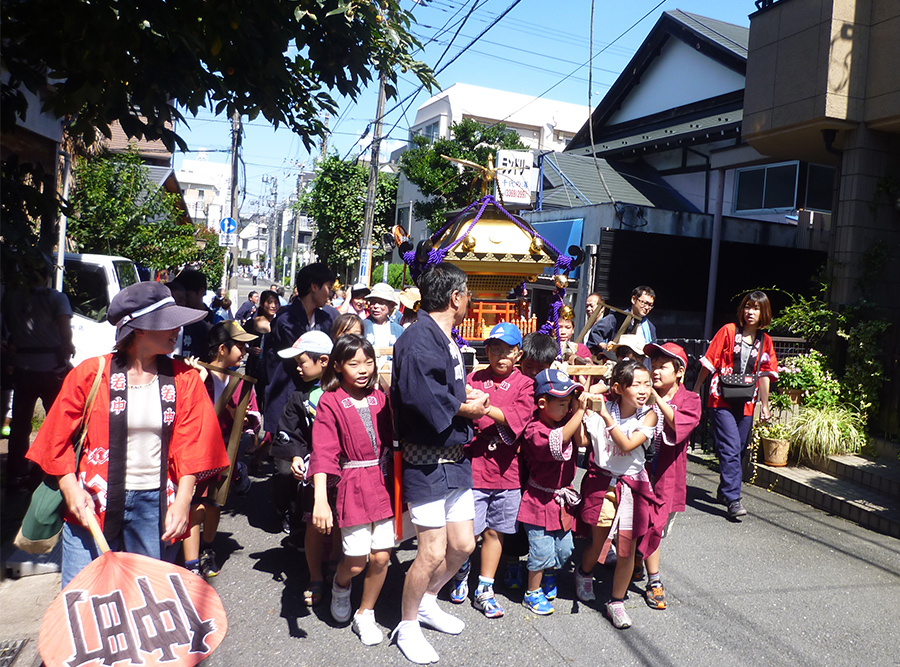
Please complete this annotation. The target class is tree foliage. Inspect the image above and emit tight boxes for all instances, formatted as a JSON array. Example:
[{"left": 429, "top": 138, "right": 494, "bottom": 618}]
[
  {"left": 69, "top": 149, "right": 214, "bottom": 274},
  {"left": 1, "top": 0, "right": 436, "bottom": 153},
  {"left": 301, "top": 155, "right": 397, "bottom": 278},
  {"left": 398, "top": 118, "right": 527, "bottom": 232}
]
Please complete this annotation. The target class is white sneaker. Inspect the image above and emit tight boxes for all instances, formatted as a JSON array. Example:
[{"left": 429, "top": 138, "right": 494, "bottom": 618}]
[
  {"left": 575, "top": 568, "right": 595, "bottom": 602},
  {"left": 392, "top": 620, "right": 439, "bottom": 664},
  {"left": 605, "top": 600, "right": 632, "bottom": 629},
  {"left": 417, "top": 594, "right": 464, "bottom": 634},
  {"left": 330, "top": 581, "right": 352, "bottom": 623},
  {"left": 352, "top": 609, "right": 383, "bottom": 646}
]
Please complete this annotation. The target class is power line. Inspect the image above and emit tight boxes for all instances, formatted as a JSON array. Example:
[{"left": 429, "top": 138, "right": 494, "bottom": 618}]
[{"left": 346, "top": 0, "right": 526, "bottom": 160}]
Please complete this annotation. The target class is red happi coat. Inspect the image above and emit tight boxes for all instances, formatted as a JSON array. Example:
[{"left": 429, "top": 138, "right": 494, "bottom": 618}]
[
  {"left": 700, "top": 323, "right": 779, "bottom": 417},
  {"left": 650, "top": 384, "right": 702, "bottom": 515},
  {"left": 465, "top": 368, "right": 535, "bottom": 490},
  {"left": 308, "top": 387, "right": 394, "bottom": 528},
  {"left": 517, "top": 418, "right": 578, "bottom": 532},
  {"left": 27, "top": 354, "right": 229, "bottom": 533}
]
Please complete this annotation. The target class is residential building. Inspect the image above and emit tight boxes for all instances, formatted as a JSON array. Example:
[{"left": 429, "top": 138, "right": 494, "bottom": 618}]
[
  {"left": 520, "top": 10, "right": 833, "bottom": 341},
  {"left": 176, "top": 153, "right": 232, "bottom": 229},
  {"left": 394, "top": 83, "right": 590, "bottom": 240},
  {"left": 743, "top": 0, "right": 899, "bottom": 432}
]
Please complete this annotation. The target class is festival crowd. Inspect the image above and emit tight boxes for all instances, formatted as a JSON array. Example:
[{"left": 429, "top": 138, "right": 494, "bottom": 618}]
[{"left": 10, "top": 260, "right": 778, "bottom": 664}]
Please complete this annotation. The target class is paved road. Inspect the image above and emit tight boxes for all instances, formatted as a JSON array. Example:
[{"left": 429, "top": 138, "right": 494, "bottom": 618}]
[{"left": 201, "top": 459, "right": 900, "bottom": 667}]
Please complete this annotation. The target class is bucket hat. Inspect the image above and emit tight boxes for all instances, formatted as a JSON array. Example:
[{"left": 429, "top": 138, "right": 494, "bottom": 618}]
[
  {"left": 367, "top": 282, "right": 398, "bottom": 305},
  {"left": 108, "top": 282, "right": 208, "bottom": 342}
]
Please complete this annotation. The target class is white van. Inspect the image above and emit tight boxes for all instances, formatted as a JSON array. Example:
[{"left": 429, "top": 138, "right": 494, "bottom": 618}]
[{"left": 62, "top": 253, "right": 140, "bottom": 365}]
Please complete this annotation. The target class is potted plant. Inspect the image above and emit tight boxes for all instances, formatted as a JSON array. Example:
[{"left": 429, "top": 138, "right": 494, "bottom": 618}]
[
  {"left": 790, "top": 404, "right": 865, "bottom": 463},
  {"left": 777, "top": 350, "right": 841, "bottom": 407},
  {"left": 755, "top": 420, "right": 791, "bottom": 467}
]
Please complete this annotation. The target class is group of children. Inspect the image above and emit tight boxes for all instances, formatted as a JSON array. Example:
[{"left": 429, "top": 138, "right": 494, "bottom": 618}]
[
  {"left": 188, "top": 310, "right": 701, "bottom": 646},
  {"left": 448, "top": 323, "right": 701, "bottom": 630}
]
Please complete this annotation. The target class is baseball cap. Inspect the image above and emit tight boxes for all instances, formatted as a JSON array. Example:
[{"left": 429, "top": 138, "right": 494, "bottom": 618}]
[
  {"left": 219, "top": 320, "right": 259, "bottom": 343},
  {"left": 643, "top": 342, "right": 688, "bottom": 368},
  {"left": 610, "top": 334, "right": 647, "bottom": 357},
  {"left": 485, "top": 322, "right": 523, "bottom": 347},
  {"left": 278, "top": 331, "right": 334, "bottom": 358},
  {"left": 350, "top": 283, "right": 370, "bottom": 297},
  {"left": 534, "top": 368, "right": 583, "bottom": 398}
]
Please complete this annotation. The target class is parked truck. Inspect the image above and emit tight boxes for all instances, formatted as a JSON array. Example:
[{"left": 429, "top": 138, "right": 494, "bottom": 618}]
[{"left": 62, "top": 253, "right": 140, "bottom": 365}]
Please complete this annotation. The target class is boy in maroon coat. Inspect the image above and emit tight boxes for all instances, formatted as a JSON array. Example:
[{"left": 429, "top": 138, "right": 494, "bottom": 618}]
[
  {"left": 642, "top": 343, "right": 702, "bottom": 610},
  {"left": 448, "top": 323, "right": 534, "bottom": 619}
]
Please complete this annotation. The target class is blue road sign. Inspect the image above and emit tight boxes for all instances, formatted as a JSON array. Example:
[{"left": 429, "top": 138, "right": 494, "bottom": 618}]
[{"left": 220, "top": 217, "right": 237, "bottom": 234}]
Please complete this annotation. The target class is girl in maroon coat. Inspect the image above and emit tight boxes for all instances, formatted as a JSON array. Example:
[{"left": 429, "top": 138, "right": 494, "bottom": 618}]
[{"left": 310, "top": 335, "right": 394, "bottom": 646}]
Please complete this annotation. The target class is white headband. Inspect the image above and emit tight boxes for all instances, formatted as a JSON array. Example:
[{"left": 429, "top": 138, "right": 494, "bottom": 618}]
[{"left": 118, "top": 296, "right": 175, "bottom": 326}]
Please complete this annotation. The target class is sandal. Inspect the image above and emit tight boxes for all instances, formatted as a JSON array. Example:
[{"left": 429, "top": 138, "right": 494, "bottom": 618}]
[{"left": 303, "top": 581, "right": 323, "bottom": 606}]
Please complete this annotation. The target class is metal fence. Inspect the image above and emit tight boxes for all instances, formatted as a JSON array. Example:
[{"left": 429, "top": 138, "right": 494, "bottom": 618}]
[{"left": 669, "top": 336, "right": 807, "bottom": 451}]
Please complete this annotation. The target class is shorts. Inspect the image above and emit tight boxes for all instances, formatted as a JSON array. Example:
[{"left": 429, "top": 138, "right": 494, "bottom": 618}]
[
  {"left": 596, "top": 487, "right": 618, "bottom": 529},
  {"left": 522, "top": 523, "right": 574, "bottom": 572},
  {"left": 301, "top": 484, "right": 338, "bottom": 524},
  {"left": 408, "top": 488, "right": 474, "bottom": 528},
  {"left": 341, "top": 517, "right": 395, "bottom": 557},
  {"left": 473, "top": 488, "right": 521, "bottom": 535}
]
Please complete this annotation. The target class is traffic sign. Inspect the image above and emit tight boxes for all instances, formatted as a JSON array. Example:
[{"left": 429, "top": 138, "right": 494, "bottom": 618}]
[
  {"left": 218, "top": 233, "right": 237, "bottom": 247},
  {"left": 219, "top": 217, "right": 237, "bottom": 234}
]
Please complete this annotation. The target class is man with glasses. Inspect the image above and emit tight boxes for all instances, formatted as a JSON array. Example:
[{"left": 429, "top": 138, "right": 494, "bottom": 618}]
[
  {"left": 391, "top": 263, "right": 490, "bottom": 664},
  {"left": 624, "top": 285, "right": 657, "bottom": 346}
]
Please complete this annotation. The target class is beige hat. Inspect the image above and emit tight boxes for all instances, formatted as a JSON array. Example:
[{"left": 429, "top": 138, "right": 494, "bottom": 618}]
[
  {"left": 398, "top": 286, "right": 421, "bottom": 310},
  {"left": 610, "top": 333, "right": 647, "bottom": 356},
  {"left": 367, "top": 282, "right": 398, "bottom": 305}
]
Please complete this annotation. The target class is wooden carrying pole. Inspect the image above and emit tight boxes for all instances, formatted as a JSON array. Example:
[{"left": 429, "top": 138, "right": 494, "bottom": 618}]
[
  {"left": 178, "top": 358, "right": 258, "bottom": 507},
  {"left": 575, "top": 298, "right": 642, "bottom": 346}
]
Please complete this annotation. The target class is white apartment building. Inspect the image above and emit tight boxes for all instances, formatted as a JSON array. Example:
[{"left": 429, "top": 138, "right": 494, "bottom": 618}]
[
  {"left": 395, "top": 83, "right": 590, "bottom": 241},
  {"left": 176, "top": 152, "right": 231, "bottom": 229}
]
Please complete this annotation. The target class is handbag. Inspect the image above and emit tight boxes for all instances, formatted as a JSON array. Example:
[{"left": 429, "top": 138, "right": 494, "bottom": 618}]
[
  {"left": 718, "top": 332, "right": 761, "bottom": 403},
  {"left": 13, "top": 357, "right": 105, "bottom": 554}
]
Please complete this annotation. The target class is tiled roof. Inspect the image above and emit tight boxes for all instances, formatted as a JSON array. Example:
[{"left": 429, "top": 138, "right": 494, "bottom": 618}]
[
  {"left": 539, "top": 152, "right": 697, "bottom": 212},
  {"left": 667, "top": 10, "right": 748, "bottom": 59}
]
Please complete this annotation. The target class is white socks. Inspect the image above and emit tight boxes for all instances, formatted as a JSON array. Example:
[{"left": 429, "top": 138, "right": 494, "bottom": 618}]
[
  {"left": 417, "top": 593, "right": 465, "bottom": 635},
  {"left": 392, "top": 620, "right": 439, "bottom": 664}
]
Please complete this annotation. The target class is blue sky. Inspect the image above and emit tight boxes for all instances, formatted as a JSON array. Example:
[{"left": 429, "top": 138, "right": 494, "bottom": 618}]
[{"left": 173, "top": 0, "right": 755, "bottom": 216}]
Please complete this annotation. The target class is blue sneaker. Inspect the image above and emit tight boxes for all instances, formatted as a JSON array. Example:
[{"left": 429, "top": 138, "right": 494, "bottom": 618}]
[
  {"left": 504, "top": 562, "right": 523, "bottom": 590},
  {"left": 523, "top": 589, "right": 554, "bottom": 615},
  {"left": 541, "top": 570, "right": 557, "bottom": 600},
  {"left": 474, "top": 586, "right": 504, "bottom": 618},
  {"left": 449, "top": 560, "right": 470, "bottom": 604}
]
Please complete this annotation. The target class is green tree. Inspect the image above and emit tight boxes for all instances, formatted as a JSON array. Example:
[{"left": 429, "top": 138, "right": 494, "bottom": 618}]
[
  {"left": 399, "top": 118, "right": 527, "bottom": 232},
  {"left": 1, "top": 0, "right": 434, "bottom": 283},
  {"left": 2, "top": 0, "right": 435, "bottom": 153},
  {"left": 194, "top": 226, "right": 227, "bottom": 293},
  {"left": 69, "top": 149, "right": 201, "bottom": 272},
  {"left": 301, "top": 155, "right": 397, "bottom": 277}
]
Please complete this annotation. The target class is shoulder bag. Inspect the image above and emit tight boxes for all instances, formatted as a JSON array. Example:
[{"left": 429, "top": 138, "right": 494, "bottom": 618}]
[
  {"left": 717, "top": 331, "right": 761, "bottom": 404},
  {"left": 13, "top": 356, "right": 106, "bottom": 554}
]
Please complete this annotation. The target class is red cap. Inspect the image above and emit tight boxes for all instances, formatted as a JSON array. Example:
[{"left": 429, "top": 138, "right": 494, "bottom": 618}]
[{"left": 643, "top": 342, "right": 688, "bottom": 368}]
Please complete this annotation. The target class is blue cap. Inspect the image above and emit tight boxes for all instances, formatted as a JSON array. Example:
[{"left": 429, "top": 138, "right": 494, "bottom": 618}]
[
  {"left": 485, "top": 322, "right": 523, "bottom": 347},
  {"left": 534, "top": 369, "right": 583, "bottom": 397}
]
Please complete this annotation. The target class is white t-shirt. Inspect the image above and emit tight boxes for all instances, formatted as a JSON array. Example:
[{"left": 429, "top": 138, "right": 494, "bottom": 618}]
[
  {"left": 584, "top": 404, "right": 655, "bottom": 478},
  {"left": 125, "top": 377, "right": 163, "bottom": 490},
  {"left": 371, "top": 321, "right": 393, "bottom": 349}
]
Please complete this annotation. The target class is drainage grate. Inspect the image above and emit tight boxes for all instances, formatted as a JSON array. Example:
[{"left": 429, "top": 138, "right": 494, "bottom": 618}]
[{"left": 0, "top": 639, "right": 27, "bottom": 667}]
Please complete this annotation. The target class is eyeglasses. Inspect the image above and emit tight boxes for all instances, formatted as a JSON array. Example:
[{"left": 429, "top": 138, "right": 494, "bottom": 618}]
[{"left": 636, "top": 299, "right": 655, "bottom": 309}]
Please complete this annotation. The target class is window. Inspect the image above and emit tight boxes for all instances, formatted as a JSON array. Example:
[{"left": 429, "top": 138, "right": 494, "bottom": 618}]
[
  {"left": 410, "top": 121, "right": 440, "bottom": 146},
  {"left": 63, "top": 262, "right": 110, "bottom": 323},
  {"left": 734, "top": 161, "right": 798, "bottom": 212},
  {"left": 803, "top": 164, "right": 834, "bottom": 212}
]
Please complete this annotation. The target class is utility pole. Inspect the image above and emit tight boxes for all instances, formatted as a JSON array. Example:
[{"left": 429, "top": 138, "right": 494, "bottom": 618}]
[
  {"left": 224, "top": 109, "right": 241, "bottom": 295},
  {"left": 288, "top": 173, "right": 302, "bottom": 289},
  {"left": 359, "top": 72, "right": 386, "bottom": 288},
  {"left": 320, "top": 114, "right": 328, "bottom": 162}
]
